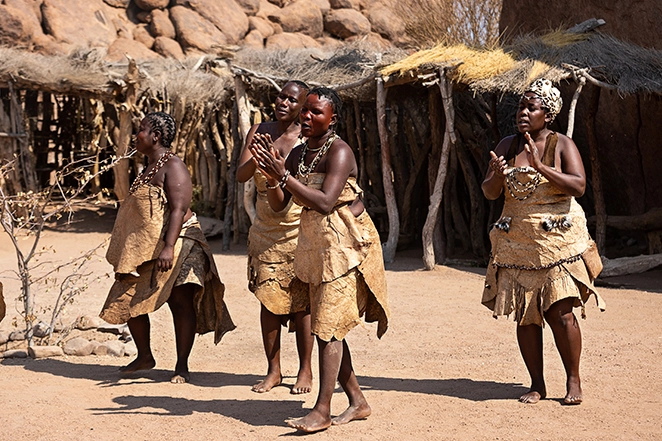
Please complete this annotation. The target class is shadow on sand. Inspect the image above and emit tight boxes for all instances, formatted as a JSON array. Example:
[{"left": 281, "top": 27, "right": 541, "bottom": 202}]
[{"left": 11, "top": 357, "right": 527, "bottom": 403}]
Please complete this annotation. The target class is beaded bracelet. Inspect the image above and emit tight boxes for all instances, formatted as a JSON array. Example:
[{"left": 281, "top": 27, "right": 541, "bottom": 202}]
[
  {"left": 265, "top": 170, "right": 291, "bottom": 190},
  {"left": 279, "top": 170, "right": 291, "bottom": 188}
]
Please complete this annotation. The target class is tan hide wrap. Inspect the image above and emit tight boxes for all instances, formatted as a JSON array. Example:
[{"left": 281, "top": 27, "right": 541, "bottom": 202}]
[
  {"left": 293, "top": 174, "right": 390, "bottom": 340},
  {"left": 106, "top": 185, "right": 169, "bottom": 274},
  {"left": 246, "top": 170, "right": 308, "bottom": 319},
  {"left": 482, "top": 134, "right": 605, "bottom": 326},
  {"left": 101, "top": 217, "right": 235, "bottom": 344}
]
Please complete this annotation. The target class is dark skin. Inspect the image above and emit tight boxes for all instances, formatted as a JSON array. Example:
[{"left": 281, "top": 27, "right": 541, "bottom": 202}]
[
  {"left": 236, "top": 82, "right": 314, "bottom": 395},
  {"left": 482, "top": 93, "right": 586, "bottom": 405},
  {"left": 252, "top": 94, "right": 368, "bottom": 432},
  {"left": 119, "top": 117, "right": 197, "bottom": 384}
]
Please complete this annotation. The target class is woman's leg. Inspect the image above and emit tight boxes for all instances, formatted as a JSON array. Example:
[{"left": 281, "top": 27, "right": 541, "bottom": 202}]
[
  {"left": 291, "top": 310, "right": 314, "bottom": 394},
  {"left": 287, "top": 337, "right": 343, "bottom": 433},
  {"left": 120, "top": 314, "right": 155, "bottom": 374},
  {"left": 332, "top": 339, "right": 371, "bottom": 425},
  {"left": 544, "top": 297, "right": 583, "bottom": 404},
  {"left": 517, "top": 323, "right": 546, "bottom": 403},
  {"left": 252, "top": 304, "right": 283, "bottom": 392},
  {"left": 167, "top": 283, "right": 196, "bottom": 383}
]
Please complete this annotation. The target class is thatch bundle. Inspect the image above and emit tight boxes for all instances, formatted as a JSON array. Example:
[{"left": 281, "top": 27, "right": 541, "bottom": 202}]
[{"left": 380, "top": 30, "right": 662, "bottom": 95}]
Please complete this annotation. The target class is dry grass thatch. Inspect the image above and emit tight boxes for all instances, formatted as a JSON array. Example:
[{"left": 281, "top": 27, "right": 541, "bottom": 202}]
[
  {"left": 379, "top": 30, "right": 662, "bottom": 95},
  {"left": 0, "top": 42, "right": 406, "bottom": 106},
  {"left": 1, "top": 27, "right": 661, "bottom": 105}
]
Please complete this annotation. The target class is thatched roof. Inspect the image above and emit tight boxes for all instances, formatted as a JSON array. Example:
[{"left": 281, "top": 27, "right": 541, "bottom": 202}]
[
  {"left": 1, "top": 29, "right": 661, "bottom": 105},
  {"left": 0, "top": 42, "right": 404, "bottom": 107},
  {"left": 381, "top": 31, "right": 662, "bottom": 95}
]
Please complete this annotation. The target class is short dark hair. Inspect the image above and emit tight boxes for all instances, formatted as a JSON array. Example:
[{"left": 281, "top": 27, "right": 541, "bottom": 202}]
[
  {"left": 145, "top": 112, "right": 176, "bottom": 149},
  {"left": 286, "top": 80, "right": 310, "bottom": 93},
  {"left": 308, "top": 87, "right": 342, "bottom": 116}
]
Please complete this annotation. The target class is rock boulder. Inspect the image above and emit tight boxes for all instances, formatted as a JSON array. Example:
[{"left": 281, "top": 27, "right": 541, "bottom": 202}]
[
  {"left": 150, "top": 8, "right": 176, "bottom": 39},
  {"left": 173, "top": 0, "right": 249, "bottom": 44},
  {"left": 154, "top": 36, "right": 186, "bottom": 60},
  {"left": 271, "top": 0, "right": 323, "bottom": 38},
  {"left": 324, "top": 8, "right": 370, "bottom": 38},
  {"left": 170, "top": 5, "right": 229, "bottom": 53}
]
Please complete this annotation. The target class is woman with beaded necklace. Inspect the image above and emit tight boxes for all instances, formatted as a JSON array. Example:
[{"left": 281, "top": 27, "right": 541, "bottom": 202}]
[
  {"left": 251, "top": 87, "right": 390, "bottom": 432},
  {"left": 482, "top": 79, "right": 605, "bottom": 405},
  {"left": 101, "top": 112, "right": 235, "bottom": 384},
  {"left": 236, "top": 80, "right": 314, "bottom": 395}
]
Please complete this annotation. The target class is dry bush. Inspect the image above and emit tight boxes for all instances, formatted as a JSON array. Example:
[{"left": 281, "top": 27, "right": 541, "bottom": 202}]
[{"left": 391, "top": 0, "right": 502, "bottom": 48}]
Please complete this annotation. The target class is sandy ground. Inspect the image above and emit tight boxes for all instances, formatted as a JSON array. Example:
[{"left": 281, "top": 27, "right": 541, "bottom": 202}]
[{"left": 1, "top": 206, "right": 661, "bottom": 441}]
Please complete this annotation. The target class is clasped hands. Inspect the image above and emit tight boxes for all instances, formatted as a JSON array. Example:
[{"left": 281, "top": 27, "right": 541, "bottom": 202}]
[{"left": 249, "top": 133, "right": 287, "bottom": 183}]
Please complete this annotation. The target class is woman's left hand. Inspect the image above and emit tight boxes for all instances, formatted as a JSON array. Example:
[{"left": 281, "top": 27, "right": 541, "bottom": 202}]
[
  {"left": 157, "top": 244, "right": 174, "bottom": 272},
  {"left": 524, "top": 132, "right": 543, "bottom": 170}
]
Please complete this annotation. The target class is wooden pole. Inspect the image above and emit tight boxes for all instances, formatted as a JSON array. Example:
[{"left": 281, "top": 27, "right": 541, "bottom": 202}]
[
  {"left": 585, "top": 84, "right": 606, "bottom": 254},
  {"left": 376, "top": 77, "right": 399, "bottom": 263},
  {"left": 422, "top": 69, "right": 456, "bottom": 270},
  {"left": 566, "top": 76, "right": 586, "bottom": 138},
  {"left": 113, "top": 58, "right": 139, "bottom": 202},
  {"left": 234, "top": 75, "right": 256, "bottom": 223},
  {"left": 9, "top": 83, "right": 38, "bottom": 191}
]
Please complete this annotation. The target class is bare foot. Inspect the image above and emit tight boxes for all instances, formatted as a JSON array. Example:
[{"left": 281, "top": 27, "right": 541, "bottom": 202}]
[
  {"left": 171, "top": 370, "right": 190, "bottom": 384},
  {"left": 119, "top": 357, "right": 155, "bottom": 376},
  {"left": 291, "top": 369, "right": 313, "bottom": 395},
  {"left": 251, "top": 373, "right": 282, "bottom": 393},
  {"left": 563, "top": 379, "right": 582, "bottom": 405},
  {"left": 286, "top": 409, "right": 331, "bottom": 433},
  {"left": 332, "top": 402, "right": 371, "bottom": 425},
  {"left": 519, "top": 386, "right": 546, "bottom": 404}
]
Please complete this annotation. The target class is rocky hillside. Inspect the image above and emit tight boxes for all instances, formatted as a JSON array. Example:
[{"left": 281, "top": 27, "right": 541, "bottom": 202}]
[{"left": 0, "top": 0, "right": 407, "bottom": 61}]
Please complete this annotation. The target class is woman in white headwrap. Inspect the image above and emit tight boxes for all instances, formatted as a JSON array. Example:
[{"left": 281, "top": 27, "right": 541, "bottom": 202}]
[{"left": 481, "top": 79, "right": 605, "bottom": 405}]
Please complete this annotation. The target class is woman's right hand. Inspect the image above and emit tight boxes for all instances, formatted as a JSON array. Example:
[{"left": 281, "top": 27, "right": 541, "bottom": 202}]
[{"left": 489, "top": 151, "right": 508, "bottom": 177}]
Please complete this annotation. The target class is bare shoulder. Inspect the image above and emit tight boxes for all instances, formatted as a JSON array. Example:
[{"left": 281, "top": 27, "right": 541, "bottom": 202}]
[
  {"left": 255, "top": 121, "right": 278, "bottom": 135},
  {"left": 555, "top": 132, "right": 579, "bottom": 153},
  {"left": 329, "top": 137, "right": 352, "bottom": 156},
  {"left": 163, "top": 154, "right": 190, "bottom": 177},
  {"left": 494, "top": 134, "right": 516, "bottom": 156}
]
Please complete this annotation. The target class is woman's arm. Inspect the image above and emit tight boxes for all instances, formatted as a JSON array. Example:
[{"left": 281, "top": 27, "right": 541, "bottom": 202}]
[
  {"left": 525, "top": 132, "right": 586, "bottom": 197},
  {"left": 158, "top": 159, "right": 193, "bottom": 271},
  {"left": 236, "top": 124, "right": 260, "bottom": 183},
  {"left": 482, "top": 137, "right": 510, "bottom": 200}
]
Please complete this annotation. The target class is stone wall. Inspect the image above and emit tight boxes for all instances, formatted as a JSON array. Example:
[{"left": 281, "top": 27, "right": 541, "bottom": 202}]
[{"left": 0, "top": 0, "right": 407, "bottom": 61}]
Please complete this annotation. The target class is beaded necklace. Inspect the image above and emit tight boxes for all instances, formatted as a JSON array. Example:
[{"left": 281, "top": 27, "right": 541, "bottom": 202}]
[
  {"left": 505, "top": 166, "right": 542, "bottom": 200},
  {"left": 297, "top": 133, "right": 338, "bottom": 178},
  {"left": 129, "top": 151, "right": 175, "bottom": 193}
]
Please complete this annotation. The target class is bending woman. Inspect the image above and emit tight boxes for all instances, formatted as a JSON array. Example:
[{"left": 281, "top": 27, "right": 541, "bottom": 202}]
[
  {"left": 101, "top": 112, "right": 235, "bottom": 383},
  {"left": 251, "top": 87, "right": 390, "bottom": 432},
  {"left": 481, "top": 79, "right": 605, "bottom": 404},
  {"left": 236, "top": 80, "right": 314, "bottom": 394}
]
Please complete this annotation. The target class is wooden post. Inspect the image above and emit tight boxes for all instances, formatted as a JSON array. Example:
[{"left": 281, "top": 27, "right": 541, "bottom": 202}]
[
  {"left": 566, "top": 76, "right": 586, "bottom": 138},
  {"left": 223, "top": 103, "right": 240, "bottom": 251},
  {"left": 422, "top": 69, "right": 456, "bottom": 270},
  {"left": 376, "top": 77, "right": 399, "bottom": 263},
  {"left": 234, "top": 75, "right": 256, "bottom": 224},
  {"left": 585, "top": 84, "right": 606, "bottom": 254},
  {"left": 9, "top": 83, "right": 37, "bottom": 191},
  {"left": 113, "top": 58, "right": 139, "bottom": 202}
]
